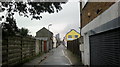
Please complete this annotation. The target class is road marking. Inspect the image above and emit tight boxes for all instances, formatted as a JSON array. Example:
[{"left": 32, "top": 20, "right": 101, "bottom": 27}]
[{"left": 62, "top": 50, "right": 72, "bottom": 65}]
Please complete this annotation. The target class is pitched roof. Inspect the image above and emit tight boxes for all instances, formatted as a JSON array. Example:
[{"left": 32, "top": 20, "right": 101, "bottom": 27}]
[
  {"left": 36, "top": 27, "right": 53, "bottom": 34},
  {"left": 65, "top": 29, "right": 80, "bottom": 36},
  {"left": 36, "top": 27, "right": 53, "bottom": 37}
]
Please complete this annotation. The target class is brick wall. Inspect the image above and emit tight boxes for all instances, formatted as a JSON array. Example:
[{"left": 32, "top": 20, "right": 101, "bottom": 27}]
[{"left": 81, "top": 2, "right": 115, "bottom": 28}]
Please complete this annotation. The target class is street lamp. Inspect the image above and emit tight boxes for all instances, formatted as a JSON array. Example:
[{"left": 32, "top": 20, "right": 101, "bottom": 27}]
[
  {"left": 48, "top": 24, "right": 52, "bottom": 30},
  {"left": 47, "top": 24, "right": 52, "bottom": 51}
]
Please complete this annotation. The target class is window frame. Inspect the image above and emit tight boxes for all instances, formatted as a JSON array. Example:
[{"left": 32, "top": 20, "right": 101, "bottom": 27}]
[
  {"left": 74, "top": 35, "right": 78, "bottom": 38},
  {"left": 68, "top": 35, "right": 72, "bottom": 38}
]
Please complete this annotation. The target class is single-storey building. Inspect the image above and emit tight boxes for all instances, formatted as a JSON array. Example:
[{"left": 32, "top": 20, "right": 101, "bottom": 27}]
[{"left": 35, "top": 27, "right": 53, "bottom": 54}]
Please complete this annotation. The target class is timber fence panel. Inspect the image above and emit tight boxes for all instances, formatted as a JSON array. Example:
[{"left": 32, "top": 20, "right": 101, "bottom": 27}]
[
  {"left": 2, "top": 36, "right": 36, "bottom": 66},
  {"left": 22, "top": 37, "right": 35, "bottom": 62},
  {"left": 67, "top": 39, "right": 81, "bottom": 57},
  {"left": 2, "top": 37, "right": 8, "bottom": 66},
  {"left": 7, "top": 36, "right": 21, "bottom": 66}
]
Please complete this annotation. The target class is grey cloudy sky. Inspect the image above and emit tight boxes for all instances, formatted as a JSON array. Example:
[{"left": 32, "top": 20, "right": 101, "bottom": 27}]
[{"left": 1, "top": 0, "right": 81, "bottom": 39}]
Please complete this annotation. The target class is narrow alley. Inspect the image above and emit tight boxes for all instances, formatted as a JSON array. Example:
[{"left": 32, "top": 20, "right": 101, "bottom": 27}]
[
  {"left": 22, "top": 44, "right": 83, "bottom": 67},
  {"left": 1, "top": 1, "right": 120, "bottom": 67},
  {"left": 40, "top": 45, "right": 71, "bottom": 65}
]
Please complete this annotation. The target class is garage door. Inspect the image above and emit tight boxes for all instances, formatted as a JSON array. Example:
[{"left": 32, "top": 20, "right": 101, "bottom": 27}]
[{"left": 90, "top": 27, "right": 120, "bottom": 66}]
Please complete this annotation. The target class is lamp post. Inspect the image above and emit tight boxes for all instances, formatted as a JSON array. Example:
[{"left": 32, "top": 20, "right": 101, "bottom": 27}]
[
  {"left": 48, "top": 24, "right": 52, "bottom": 30},
  {"left": 48, "top": 24, "right": 52, "bottom": 51}
]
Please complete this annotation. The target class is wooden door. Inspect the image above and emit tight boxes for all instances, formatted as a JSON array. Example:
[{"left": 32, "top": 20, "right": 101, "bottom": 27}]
[{"left": 44, "top": 41, "right": 47, "bottom": 52}]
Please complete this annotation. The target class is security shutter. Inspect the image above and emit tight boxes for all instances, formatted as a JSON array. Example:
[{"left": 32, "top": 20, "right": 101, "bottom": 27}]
[{"left": 90, "top": 27, "right": 120, "bottom": 66}]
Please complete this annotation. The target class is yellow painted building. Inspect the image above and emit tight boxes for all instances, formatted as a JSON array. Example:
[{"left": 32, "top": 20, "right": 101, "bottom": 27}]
[{"left": 65, "top": 29, "right": 80, "bottom": 41}]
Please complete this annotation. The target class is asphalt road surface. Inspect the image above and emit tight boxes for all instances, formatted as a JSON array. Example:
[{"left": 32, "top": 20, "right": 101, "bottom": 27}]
[
  {"left": 39, "top": 44, "right": 71, "bottom": 65},
  {"left": 22, "top": 44, "right": 83, "bottom": 67}
]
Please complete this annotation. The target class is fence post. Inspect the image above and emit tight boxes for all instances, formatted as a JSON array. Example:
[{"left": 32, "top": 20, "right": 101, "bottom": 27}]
[
  {"left": 20, "top": 36, "right": 22, "bottom": 63},
  {"left": 6, "top": 37, "right": 8, "bottom": 66}
]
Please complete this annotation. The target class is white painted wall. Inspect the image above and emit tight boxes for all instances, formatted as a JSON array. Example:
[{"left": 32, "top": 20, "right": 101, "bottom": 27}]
[
  {"left": 81, "top": 2, "right": 119, "bottom": 65},
  {"left": 83, "top": 33, "right": 90, "bottom": 65},
  {"left": 36, "top": 37, "right": 52, "bottom": 52},
  {"left": 64, "top": 40, "right": 67, "bottom": 47},
  {"left": 47, "top": 41, "right": 49, "bottom": 51},
  {"left": 35, "top": 39, "right": 40, "bottom": 55},
  {"left": 79, "top": 44, "right": 84, "bottom": 64},
  {"left": 42, "top": 41, "right": 44, "bottom": 52},
  {"left": 53, "top": 42, "right": 56, "bottom": 48}
]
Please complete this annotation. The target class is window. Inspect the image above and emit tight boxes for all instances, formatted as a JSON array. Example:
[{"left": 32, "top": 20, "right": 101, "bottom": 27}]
[
  {"left": 75, "top": 35, "right": 78, "bottom": 38},
  {"left": 68, "top": 35, "right": 72, "bottom": 38}
]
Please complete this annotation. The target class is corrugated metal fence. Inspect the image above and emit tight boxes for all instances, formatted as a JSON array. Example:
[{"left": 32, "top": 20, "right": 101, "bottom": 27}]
[
  {"left": 67, "top": 39, "right": 81, "bottom": 58},
  {"left": 2, "top": 36, "right": 36, "bottom": 66}
]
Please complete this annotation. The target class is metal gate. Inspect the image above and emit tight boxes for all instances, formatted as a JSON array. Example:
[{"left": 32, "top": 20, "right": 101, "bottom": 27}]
[{"left": 90, "top": 27, "right": 120, "bottom": 66}]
